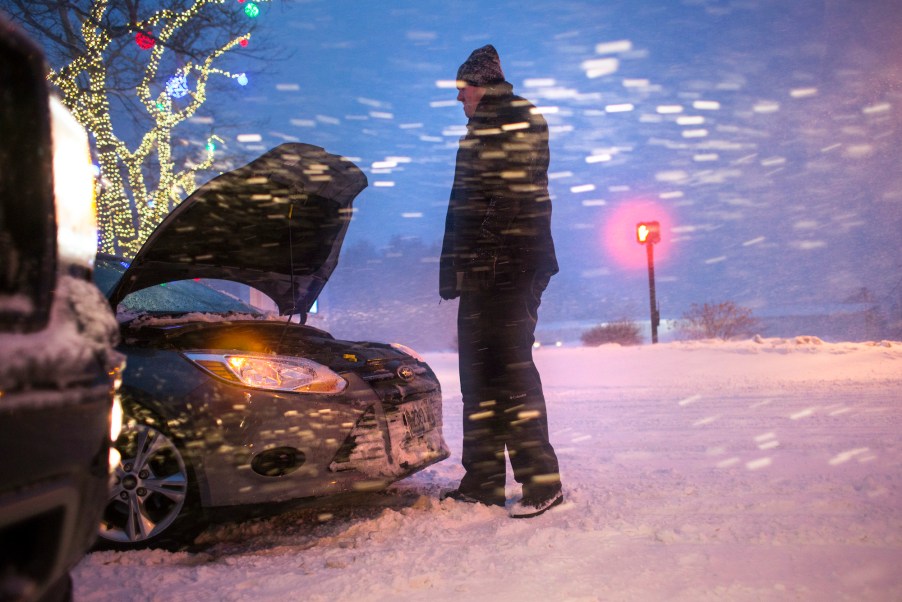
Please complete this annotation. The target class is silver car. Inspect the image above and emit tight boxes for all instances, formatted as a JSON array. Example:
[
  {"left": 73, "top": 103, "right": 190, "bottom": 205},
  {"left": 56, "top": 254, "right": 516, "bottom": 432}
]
[{"left": 93, "top": 143, "right": 449, "bottom": 550}]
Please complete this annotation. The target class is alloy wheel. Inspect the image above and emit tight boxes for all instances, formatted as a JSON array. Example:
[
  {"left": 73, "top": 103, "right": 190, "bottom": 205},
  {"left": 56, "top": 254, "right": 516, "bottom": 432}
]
[{"left": 99, "top": 422, "right": 189, "bottom": 545}]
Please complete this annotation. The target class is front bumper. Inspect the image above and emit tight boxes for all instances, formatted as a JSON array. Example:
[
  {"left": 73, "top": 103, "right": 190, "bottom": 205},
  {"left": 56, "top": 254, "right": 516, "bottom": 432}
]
[
  {"left": 0, "top": 385, "right": 113, "bottom": 602},
  {"left": 181, "top": 361, "right": 449, "bottom": 508}
]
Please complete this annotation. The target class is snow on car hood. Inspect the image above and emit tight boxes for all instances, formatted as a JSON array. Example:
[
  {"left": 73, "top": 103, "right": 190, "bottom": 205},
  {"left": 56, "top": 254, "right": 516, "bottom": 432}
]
[{"left": 108, "top": 143, "right": 367, "bottom": 315}]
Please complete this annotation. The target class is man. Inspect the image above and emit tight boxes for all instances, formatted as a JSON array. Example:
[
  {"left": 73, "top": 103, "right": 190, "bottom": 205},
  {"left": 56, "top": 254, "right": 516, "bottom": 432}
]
[{"left": 439, "top": 45, "right": 563, "bottom": 519}]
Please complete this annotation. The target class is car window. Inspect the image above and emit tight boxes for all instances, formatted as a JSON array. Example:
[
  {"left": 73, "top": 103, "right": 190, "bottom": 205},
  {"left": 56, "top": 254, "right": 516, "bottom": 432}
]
[
  {"left": 93, "top": 257, "right": 271, "bottom": 316},
  {"left": 119, "top": 280, "right": 266, "bottom": 315},
  {"left": 92, "top": 256, "right": 128, "bottom": 297}
]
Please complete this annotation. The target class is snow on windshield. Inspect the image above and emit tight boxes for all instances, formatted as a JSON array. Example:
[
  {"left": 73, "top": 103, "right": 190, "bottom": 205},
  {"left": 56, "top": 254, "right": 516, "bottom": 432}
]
[
  {"left": 95, "top": 257, "right": 277, "bottom": 318},
  {"left": 116, "top": 279, "right": 267, "bottom": 316}
]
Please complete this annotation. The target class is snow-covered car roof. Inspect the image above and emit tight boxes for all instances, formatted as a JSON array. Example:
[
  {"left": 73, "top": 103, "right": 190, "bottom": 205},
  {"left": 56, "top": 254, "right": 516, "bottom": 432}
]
[{"left": 107, "top": 143, "right": 367, "bottom": 316}]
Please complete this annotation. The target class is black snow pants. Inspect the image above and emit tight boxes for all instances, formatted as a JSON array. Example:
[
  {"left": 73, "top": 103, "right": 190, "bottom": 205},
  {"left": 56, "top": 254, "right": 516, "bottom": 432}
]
[{"left": 456, "top": 269, "right": 562, "bottom": 505}]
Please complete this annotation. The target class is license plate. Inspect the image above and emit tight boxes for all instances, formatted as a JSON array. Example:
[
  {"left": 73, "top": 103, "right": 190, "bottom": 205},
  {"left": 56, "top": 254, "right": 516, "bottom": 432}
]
[{"left": 401, "top": 401, "right": 436, "bottom": 437}]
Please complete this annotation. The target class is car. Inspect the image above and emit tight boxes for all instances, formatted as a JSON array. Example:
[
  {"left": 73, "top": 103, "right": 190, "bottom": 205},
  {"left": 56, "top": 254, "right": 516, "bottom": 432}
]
[
  {"left": 0, "top": 14, "right": 122, "bottom": 602},
  {"left": 92, "top": 142, "right": 450, "bottom": 551}
]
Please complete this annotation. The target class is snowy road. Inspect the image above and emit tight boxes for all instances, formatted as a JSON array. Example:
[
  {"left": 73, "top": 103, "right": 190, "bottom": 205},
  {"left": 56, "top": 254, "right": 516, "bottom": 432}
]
[{"left": 74, "top": 339, "right": 902, "bottom": 601}]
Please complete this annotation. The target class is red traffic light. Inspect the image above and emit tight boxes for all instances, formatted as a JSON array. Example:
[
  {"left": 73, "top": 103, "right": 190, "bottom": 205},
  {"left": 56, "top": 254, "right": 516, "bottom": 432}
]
[{"left": 637, "top": 221, "right": 661, "bottom": 244}]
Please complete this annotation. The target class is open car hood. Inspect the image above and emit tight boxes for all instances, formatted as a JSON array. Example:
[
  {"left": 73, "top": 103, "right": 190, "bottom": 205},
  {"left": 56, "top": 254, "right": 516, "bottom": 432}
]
[{"left": 108, "top": 143, "right": 367, "bottom": 315}]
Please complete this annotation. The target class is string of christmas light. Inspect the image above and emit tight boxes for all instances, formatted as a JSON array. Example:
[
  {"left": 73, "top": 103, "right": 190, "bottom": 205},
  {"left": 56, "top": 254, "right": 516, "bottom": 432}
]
[{"left": 47, "top": 0, "right": 268, "bottom": 256}]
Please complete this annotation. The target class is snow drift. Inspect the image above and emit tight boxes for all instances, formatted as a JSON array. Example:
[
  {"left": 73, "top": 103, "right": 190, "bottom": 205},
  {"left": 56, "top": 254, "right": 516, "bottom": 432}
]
[{"left": 74, "top": 338, "right": 902, "bottom": 601}]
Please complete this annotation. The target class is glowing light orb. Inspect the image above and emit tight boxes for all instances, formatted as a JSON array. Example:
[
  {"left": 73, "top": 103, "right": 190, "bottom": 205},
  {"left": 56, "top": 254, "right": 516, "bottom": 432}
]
[
  {"left": 236, "top": 73, "right": 249, "bottom": 86},
  {"left": 206, "top": 140, "right": 216, "bottom": 152},
  {"left": 599, "top": 199, "right": 675, "bottom": 271},
  {"left": 135, "top": 32, "right": 155, "bottom": 50},
  {"left": 244, "top": 2, "right": 260, "bottom": 17},
  {"left": 165, "top": 73, "right": 189, "bottom": 98},
  {"left": 240, "top": 38, "right": 249, "bottom": 47}
]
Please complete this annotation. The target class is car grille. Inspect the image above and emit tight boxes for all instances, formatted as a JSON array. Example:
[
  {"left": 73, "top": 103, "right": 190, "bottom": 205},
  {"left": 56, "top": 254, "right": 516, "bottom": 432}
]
[{"left": 358, "top": 358, "right": 425, "bottom": 381}]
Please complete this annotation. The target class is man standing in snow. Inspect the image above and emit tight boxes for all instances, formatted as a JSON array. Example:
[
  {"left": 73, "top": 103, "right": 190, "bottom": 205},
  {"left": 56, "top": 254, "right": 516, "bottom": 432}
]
[{"left": 439, "top": 45, "right": 563, "bottom": 518}]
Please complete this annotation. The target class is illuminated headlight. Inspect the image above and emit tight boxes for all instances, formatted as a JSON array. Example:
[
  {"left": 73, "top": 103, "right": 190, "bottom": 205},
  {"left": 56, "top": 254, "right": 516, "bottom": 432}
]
[
  {"left": 108, "top": 364, "right": 125, "bottom": 474},
  {"left": 107, "top": 395, "right": 124, "bottom": 474},
  {"left": 184, "top": 352, "right": 348, "bottom": 394},
  {"left": 110, "top": 394, "right": 124, "bottom": 442},
  {"left": 390, "top": 343, "right": 425, "bottom": 363},
  {"left": 50, "top": 96, "right": 98, "bottom": 269}
]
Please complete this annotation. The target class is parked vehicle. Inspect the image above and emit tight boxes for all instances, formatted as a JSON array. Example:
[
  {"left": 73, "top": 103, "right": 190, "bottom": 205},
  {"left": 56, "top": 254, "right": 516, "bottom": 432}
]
[
  {"left": 0, "top": 14, "right": 122, "bottom": 602},
  {"left": 93, "top": 143, "right": 449, "bottom": 550}
]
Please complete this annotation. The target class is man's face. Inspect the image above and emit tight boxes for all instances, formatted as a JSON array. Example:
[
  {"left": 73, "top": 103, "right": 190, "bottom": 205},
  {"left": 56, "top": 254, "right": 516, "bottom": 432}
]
[{"left": 457, "top": 83, "right": 486, "bottom": 118}]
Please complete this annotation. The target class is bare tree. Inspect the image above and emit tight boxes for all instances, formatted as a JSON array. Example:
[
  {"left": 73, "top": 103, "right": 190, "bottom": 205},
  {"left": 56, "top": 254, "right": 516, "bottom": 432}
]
[
  {"left": 580, "top": 320, "right": 643, "bottom": 346},
  {"left": 4, "top": 0, "right": 271, "bottom": 256},
  {"left": 678, "top": 301, "right": 760, "bottom": 341}
]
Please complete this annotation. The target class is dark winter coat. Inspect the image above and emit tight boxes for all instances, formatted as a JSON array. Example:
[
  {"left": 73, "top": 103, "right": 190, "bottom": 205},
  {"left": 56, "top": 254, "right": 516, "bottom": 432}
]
[{"left": 439, "top": 81, "right": 558, "bottom": 300}]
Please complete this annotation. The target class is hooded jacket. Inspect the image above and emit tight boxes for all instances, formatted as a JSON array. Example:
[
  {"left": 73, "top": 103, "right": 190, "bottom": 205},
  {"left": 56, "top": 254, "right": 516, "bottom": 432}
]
[{"left": 439, "top": 81, "right": 558, "bottom": 300}]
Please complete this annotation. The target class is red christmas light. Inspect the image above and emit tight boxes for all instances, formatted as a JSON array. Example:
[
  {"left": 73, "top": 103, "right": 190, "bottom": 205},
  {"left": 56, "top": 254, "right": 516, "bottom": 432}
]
[
  {"left": 135, "top": 31, "right": 155, "bottom": 50},
  {"left": 239, "top": 38, "right": 249, "bottom": 47}
]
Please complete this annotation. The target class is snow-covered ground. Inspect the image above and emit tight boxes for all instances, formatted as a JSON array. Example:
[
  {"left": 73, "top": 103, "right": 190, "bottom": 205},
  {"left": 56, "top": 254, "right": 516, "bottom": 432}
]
[{"left": 74, "top": 338, "right": 902, "bottom": 601}]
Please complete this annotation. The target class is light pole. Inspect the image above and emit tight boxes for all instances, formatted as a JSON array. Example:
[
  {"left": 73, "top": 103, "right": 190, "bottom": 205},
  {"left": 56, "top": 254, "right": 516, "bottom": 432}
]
[{"left": 636, "top": 221, "right": 661, "bottom": 343}]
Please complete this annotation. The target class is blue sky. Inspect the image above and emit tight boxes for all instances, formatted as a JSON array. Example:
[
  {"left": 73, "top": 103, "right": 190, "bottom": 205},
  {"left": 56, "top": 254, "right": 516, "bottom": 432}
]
[{"left": 29, "top": 0, "right": 898, "bottom": 324}]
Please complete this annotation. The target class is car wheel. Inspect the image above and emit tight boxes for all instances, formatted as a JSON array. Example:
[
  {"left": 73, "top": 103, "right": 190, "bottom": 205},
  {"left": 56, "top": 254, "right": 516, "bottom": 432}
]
[{"left": 97, "top": 421, "right": 203, "bottom": 550}]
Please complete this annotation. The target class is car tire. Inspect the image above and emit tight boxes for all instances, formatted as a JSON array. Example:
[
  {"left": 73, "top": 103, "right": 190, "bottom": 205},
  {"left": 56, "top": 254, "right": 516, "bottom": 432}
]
[{"left": 96, "top": 420, "right": 204, "bottom": 551}]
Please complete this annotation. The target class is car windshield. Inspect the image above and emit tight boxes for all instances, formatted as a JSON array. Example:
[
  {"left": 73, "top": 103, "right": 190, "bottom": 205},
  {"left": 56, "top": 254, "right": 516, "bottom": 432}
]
[{"left": 94, "top": 256, "right": 269, "bottom": 317}]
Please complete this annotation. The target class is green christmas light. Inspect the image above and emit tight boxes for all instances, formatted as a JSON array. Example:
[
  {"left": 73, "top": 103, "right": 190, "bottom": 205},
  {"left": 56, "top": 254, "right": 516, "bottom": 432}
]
[{"left": 244, "top": 2, "right": 259, "bottom": 18}]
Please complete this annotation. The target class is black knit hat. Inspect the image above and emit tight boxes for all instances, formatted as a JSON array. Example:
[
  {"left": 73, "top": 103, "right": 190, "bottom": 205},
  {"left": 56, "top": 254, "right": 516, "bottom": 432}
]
[{"left": 457, "top": 44, "right": 505, "bottom": 87}]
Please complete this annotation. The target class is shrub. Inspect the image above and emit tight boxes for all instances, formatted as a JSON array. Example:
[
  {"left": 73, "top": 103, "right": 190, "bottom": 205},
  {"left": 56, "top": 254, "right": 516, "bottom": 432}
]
[
  {"left": 580, "top": 320, "right": 643, "bottom": 346},
  {"left": 678, "top": 301, "right": 759, "bottom": 340}
]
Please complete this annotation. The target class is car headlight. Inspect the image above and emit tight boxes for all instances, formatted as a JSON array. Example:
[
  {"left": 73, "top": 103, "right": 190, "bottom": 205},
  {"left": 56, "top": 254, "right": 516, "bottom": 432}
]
[
  {"left": 110, "top": 393, "right": 124, "bottom": 442},
  {"left": 184, "top": 352, "right": 348, "bottom": 394},
  {"left": 390, "top": 342, "right": 426, "bottom": 363},
  {"left": 50, "top": 96, "right": 98, "bottom": 268},
  {"left": 109, "top": 364, "right": 125, "bottom": 474}
]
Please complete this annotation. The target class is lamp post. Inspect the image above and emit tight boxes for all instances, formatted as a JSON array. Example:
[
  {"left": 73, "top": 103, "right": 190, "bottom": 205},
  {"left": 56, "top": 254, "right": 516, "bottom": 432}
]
[{"left": 637, "top": 221, "right": 661, "bottom": 343}]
